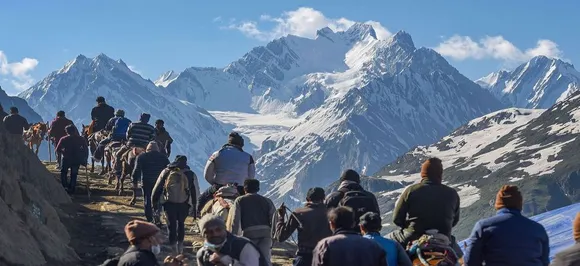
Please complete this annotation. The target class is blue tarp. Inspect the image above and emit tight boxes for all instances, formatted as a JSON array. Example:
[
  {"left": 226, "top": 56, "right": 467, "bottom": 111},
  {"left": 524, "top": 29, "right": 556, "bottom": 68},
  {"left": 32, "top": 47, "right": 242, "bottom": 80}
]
[{"left": 459, "top": 202, "right": 580, "bottom": 261}]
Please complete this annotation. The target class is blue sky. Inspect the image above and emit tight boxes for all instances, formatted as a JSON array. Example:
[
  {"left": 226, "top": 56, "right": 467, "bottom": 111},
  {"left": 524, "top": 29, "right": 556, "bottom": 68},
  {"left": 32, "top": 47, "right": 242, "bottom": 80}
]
[{"left": 1, "top": 0, "right": 579, "bottom": 95}]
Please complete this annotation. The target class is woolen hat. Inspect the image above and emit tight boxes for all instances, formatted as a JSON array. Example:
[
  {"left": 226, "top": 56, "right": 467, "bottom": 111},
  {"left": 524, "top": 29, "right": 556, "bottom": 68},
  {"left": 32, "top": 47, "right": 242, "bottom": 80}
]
[
  {"left": 494, "top": 185, "right": 523, "bottom": 211},
  {"left": 124, "top": 220, "right": 159, "bottom": 243},
  {"left": 573, "top": 212, "right": 580, "bottom": 241},
  {"left": 146, "top": 141, "right": 159, "bottom": 152},
  {"left": 421, "top": 158, "right": 443, "bottom": 183}
]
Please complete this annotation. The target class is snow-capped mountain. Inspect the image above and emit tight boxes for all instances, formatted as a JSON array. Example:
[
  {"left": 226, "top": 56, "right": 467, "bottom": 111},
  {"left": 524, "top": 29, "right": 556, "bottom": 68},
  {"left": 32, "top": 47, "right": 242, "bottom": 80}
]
[
  {"left": 252, "top": 28, "right": 505, "bottom": 207},
  {"left": 0, "top": 86, "right": 42, "bottom": 123},
  {"left": 18, "top": 54, "right": 227, "bottom": 178},
  {"left": 476, "top": 56, "right": 580, "bottom": 109},
  {"left": 373, "top": 93, "right": 580, "bottom": 239},
  {"left": 154, "top": 70, "right": 179, "bottom": 88}
]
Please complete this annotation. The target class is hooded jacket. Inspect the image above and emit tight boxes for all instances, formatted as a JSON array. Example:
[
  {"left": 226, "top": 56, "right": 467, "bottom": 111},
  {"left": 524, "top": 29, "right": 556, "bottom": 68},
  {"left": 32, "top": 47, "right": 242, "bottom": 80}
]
[
  {"left": 204, "top": 144, "right": 256, "bottom": 185},
  {"left": 91, "top": 103, "right": 115, "bottom": 132}
]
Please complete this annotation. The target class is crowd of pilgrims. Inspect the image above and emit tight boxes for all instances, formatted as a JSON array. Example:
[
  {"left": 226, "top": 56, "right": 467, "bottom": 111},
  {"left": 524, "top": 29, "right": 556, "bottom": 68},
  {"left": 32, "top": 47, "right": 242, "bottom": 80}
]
[{"left": 1, "top": 96, "right": 579, "bottom": 266}]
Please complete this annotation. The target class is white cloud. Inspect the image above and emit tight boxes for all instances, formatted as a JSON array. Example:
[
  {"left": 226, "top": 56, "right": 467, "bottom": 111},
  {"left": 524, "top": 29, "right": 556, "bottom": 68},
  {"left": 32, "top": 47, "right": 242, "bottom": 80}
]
[
  {"left": 0, "top": 51, "right": 39, "bottom": 91},
  {"left": 225, "top": 7, "right": 391, "bottom": 41},
  {"left": 212, "top": 16, "right": 222, "bottom": 23},
  {"left": 435, "top": 35, "right": 564, "bottom": 64}
]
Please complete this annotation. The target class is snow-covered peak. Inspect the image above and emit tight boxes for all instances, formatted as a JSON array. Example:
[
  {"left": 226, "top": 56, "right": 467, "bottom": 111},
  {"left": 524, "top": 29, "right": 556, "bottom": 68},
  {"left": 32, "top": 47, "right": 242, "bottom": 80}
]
[
  {"left": 155, "top": 70, "right": 179, "bottom": 87},
  {"left": 342, "top": 22, "right": 377, "bottom": 41},
  {"left": 315, "top": 26, "right": 336, "bottom": 41},
  {"left": 389, "top": 30, "right": 415, "bottom": 49},
  {"left": 479, "top": 56, "right": 580, "bottom": 108}
]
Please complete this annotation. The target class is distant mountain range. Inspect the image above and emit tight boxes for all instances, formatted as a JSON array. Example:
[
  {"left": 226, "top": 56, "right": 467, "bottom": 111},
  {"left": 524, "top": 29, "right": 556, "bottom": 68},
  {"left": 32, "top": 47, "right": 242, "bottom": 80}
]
[
  {"left": 18, "top": 54, "right": 226, "bottom": 179},
  {"left": 477, "top": 56, "right": 580, "bottom": 109}
]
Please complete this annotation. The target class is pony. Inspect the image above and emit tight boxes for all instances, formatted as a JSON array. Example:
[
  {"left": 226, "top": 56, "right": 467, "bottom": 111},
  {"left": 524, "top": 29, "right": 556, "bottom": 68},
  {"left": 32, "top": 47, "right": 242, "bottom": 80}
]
[
  {"left": 23, "top": 122, "right": 49, "bottom": 156},
  {"left": 81, "top": 123, "right": 110, "bottom": 174},
  {"left": 117, "top": 146, "right": 145, "bottom": 195}
]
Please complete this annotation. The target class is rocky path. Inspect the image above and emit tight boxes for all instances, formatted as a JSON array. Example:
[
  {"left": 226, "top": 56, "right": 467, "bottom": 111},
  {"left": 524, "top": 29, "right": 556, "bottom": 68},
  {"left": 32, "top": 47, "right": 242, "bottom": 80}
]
[{"left": 44, "top": 162, "right": 296, "bottom": 265}]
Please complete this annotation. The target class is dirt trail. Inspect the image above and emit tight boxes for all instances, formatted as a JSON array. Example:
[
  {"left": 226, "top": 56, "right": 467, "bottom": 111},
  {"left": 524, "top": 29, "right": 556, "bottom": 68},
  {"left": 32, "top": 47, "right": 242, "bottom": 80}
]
[{"left": 44, "top": 162, "right": 296, "bottom": 265}]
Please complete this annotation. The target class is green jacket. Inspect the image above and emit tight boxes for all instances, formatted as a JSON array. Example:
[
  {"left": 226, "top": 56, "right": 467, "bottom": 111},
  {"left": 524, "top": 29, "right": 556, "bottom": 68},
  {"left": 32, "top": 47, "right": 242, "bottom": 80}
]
[{"left": 392, "top": 179, "right": 460, "bottom": 238}]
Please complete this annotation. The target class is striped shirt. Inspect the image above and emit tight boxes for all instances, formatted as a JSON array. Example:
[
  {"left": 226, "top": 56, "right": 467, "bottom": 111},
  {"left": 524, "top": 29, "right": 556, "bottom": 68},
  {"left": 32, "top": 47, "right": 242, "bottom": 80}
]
[{"left": 126, "top": 122, "right": 155, "bottom": 148}]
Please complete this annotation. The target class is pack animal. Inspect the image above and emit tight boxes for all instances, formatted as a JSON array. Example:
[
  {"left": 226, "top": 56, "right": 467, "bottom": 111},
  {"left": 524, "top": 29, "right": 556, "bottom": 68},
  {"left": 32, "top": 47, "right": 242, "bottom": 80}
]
[
  {"left": 81, "top": 123, "right": 111, "bottom": 174},
  {"left": 117, "top": 146, "right": 145, "bottom": 195},
  {"left": 23, "top": 122, "right": 49, "bottom": 156}
]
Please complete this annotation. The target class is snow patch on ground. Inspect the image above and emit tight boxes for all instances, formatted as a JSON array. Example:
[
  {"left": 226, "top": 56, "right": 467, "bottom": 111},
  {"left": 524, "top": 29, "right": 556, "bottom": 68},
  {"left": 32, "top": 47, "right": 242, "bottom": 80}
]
[{"left": 456, "top": 184, "right": 481, "bottom": 208}]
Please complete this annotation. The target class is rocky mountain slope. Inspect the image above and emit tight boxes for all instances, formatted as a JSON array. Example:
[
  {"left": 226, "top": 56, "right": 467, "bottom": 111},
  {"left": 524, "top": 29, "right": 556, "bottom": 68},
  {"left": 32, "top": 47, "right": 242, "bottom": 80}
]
[
  {"left": 0, "top": 85, "right": 42, "bottom": 123},
  {"left": 18, "top": 54, "right": 226, "bottom": 177},
  {"left": 372, "top": 93, "right": 580, "bottom": 239},
  {"left": 477, "top": 56, "right": 580, "bottom": 109},
  {"left": 0, "top": 129, "right": 79, "bottom": 265},
  {"left": 254, "top": 29, "right": 505, "bottom": 207}
]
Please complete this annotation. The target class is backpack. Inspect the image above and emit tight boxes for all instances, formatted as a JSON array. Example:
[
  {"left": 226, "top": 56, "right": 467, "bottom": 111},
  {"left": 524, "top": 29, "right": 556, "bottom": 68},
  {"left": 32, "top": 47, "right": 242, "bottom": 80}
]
[
  {"left": 113, "top": 117, "right": 130, "bottom": 137},
  {"left": 338, "top": 188, "right": 379, "bottom": 222},
  {"left": 163, "top": 168, "right": 189, "bottom": 203},
  {"left": 408, "top": 232, "right": 459, "bottom": 266}
]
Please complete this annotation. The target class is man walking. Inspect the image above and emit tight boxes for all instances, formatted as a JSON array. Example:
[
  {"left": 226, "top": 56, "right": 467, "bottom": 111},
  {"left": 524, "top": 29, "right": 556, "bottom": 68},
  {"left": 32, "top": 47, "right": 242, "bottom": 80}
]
[
  {"left": 227, "top": 179, "right": 276, "bottom": 265},
  {"left": 49, "top": 110, "right": 73, "bottom": 169},
  {"left": 55, "top": 125, "right": 89, "bottom": 194},
  {"left": 152, "top": 155, "right": 199, "bottom": 255},
  {"left": 131, "top": 141, "right": 170, "bottom": 222}
]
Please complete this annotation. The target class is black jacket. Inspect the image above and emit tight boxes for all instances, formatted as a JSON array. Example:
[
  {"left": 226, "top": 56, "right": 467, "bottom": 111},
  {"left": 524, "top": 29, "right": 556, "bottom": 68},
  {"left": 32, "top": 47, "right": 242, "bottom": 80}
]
[
  {"left": 132, "top": 150, "right": 170, "bottom": 185},
  {"left": 3, "top": 114, "right": 29, "bottom": 134},
  {"left": 275, "top": 202, "right": 332, "bottom": 254},
  {"left": 550, "top": 242, "right": 580, "bottom": 266},
  {"left": 312, "top": 229, "right": 388, "bottom": 266},
  {"left": 117, "top": 246, "right": 159, "bottom": 266},
  {"left": 91, "top": 103, "right": 114, "bottom": 132}
]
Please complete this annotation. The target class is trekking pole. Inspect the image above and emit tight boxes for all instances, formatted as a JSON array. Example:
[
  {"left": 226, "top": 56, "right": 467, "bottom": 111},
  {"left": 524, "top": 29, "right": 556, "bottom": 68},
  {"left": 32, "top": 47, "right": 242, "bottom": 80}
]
[{"left": 85, "top": 165, "right": 91, "bottom": 200}]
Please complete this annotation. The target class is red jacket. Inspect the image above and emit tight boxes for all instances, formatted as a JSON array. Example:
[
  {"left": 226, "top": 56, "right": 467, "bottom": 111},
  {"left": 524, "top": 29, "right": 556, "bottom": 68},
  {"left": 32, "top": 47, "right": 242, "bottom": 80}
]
[{"left": 49, "top": 117, "right": 73, "bottom": 143}]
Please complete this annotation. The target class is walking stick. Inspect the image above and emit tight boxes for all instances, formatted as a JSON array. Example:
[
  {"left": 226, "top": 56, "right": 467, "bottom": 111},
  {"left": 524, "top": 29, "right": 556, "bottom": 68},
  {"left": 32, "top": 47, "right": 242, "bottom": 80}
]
[
  {"left": 85, "top": 165, "right": 91, "bottom": 200},
  {"left": 47, "top": 121, "right": 51, "bottom": 162}
]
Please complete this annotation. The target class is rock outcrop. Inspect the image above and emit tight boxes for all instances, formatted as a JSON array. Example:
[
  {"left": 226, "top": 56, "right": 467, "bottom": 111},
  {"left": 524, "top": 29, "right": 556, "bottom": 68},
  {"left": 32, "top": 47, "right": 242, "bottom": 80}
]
[{"left": 0, "top": 129, "right": 79, "bottom": 265}]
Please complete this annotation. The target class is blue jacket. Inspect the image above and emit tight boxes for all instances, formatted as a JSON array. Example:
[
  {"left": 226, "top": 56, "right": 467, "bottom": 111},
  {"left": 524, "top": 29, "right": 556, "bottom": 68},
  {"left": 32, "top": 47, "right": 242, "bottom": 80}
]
[
  {"left": 464, "top": 208, "right": 550, "bottom": 266},
  {"left": 112, "top": 117, "right": 131, "bottom": 140},
  {"left": 363, "top": 232, "right": 412, "bottom": 266}
]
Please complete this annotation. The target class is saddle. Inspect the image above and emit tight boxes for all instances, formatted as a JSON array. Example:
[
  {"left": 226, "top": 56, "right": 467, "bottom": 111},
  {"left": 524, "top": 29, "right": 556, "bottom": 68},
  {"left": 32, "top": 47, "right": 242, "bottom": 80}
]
[{"left": 407, "top": 230, "right": 459, "bottom": 266}]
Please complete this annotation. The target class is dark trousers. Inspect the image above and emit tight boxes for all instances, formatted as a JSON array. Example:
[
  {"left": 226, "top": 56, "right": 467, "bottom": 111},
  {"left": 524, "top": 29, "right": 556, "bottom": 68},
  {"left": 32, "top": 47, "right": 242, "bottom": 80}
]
[
  {"left": 293, "top": 253, "right": 313, "bottom": 266},
  {"left": 94, "top": 137, "right": 112, "bottom": 161},
  {"left": 142, "top": 181, "right": 155, "bottom": 222},
  {"left": 197, "top": 184, "right": 245, "bottom": 214},
  {"left": 164, "top": 202, "right": 189, "bottom": 244},
  {"left": 60, "top": 159, "right": 80, "bottom": 193}
]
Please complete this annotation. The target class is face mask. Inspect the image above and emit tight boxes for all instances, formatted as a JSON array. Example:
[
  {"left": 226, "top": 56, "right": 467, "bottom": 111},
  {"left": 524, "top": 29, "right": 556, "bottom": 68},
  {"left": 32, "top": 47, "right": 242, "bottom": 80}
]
[
  {"left": 151, "top": 244, "right": 161, "bottom": 255},
  {"left": 204, "top": 238, "right": 226, "bottom": 252}
]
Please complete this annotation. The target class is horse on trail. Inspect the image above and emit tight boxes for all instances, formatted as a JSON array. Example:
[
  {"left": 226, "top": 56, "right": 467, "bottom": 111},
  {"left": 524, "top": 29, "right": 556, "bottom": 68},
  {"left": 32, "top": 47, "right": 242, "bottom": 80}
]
[
  {"left": 118, "top": 146, "right": 145, "bottom": 196},
  {"left": 23, "top": 122, "right": 49, "bottom": 156},
  {"left": 81, "top": 123, "right": 111, "bottom": 174}
]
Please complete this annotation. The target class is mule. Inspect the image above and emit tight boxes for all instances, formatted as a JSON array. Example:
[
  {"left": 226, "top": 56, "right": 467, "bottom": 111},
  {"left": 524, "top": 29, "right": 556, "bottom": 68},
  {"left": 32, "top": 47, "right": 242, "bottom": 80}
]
[
  {"left": 117, "top": 146, "right": 145, "bottom": 196},
  {"left": 81, "top": 123, "right": 110, "bottom": 174},
  {"left": 23, "top": 122, "right": 49, "bottom": 156}
]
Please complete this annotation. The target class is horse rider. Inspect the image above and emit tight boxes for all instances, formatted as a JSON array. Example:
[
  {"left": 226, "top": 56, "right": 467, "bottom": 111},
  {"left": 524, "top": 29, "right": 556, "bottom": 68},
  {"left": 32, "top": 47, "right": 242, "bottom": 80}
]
[
  {"left": 154, "top": 119, "right": 173, "bottom": 157},
  {"left": 197, "top": 132, "right": 256, "bottom": 216},
  {"left": 90, "top": 96, "right": 114, "bottom": 133},
  {"left": 114, "top": 113, "right": 155, "bottom": 177},
  {"left": 49, "top": 110, "right": 74, "bottom": 169},
  {"left": 93, "top": 109, "right": 131, "bottom": 162},
  {"left": 3, "top": 106, "right": 30, "bottom": 135}
]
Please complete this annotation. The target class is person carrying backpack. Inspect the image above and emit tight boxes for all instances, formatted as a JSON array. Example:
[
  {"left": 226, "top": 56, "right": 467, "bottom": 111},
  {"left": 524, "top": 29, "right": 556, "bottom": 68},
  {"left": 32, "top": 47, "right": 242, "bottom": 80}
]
[
  {"left": 151, "top": 155, "right": 199, "bottom": 255},
  {"left": 55, "top": 124, "right": 89, "bottom": 194},
  {"left": 324, "top": 169, "right": 380, "bottom": 232}
]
